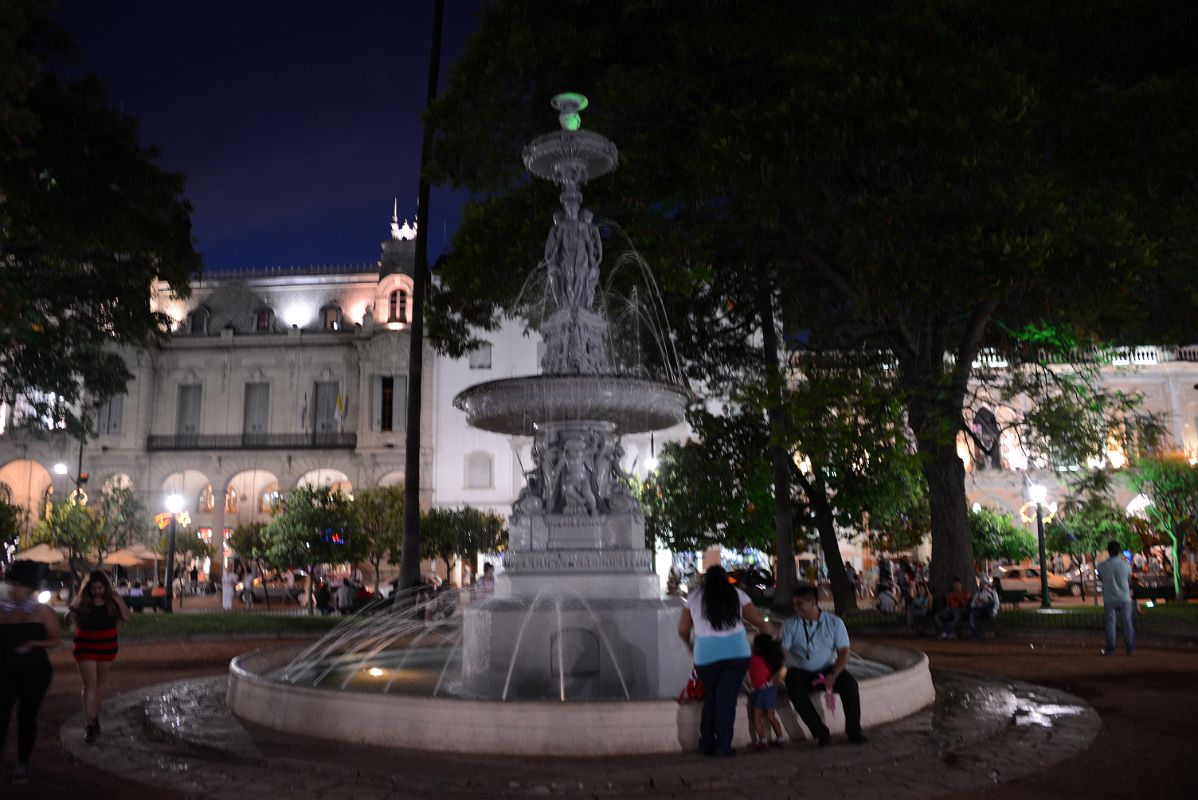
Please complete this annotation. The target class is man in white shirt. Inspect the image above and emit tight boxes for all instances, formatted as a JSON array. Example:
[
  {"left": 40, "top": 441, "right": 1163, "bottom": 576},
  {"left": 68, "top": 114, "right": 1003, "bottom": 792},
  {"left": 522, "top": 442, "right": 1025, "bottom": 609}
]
[
  {"left": 779, "top": 585, "right": 866, "bottom": 746},
  {"left": 1098, "top": 540, "right": 1136, "bottom": 656}
]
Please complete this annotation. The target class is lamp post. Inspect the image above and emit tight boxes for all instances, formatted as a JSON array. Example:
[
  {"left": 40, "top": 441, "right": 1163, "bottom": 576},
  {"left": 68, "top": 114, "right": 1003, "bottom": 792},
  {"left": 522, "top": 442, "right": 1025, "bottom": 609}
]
[
  {"left": 164, "top": 494, "right": 184, "bottom": 613},
  {"left": 1029, "top": 484, "right": 1051, "bottom": 609}
]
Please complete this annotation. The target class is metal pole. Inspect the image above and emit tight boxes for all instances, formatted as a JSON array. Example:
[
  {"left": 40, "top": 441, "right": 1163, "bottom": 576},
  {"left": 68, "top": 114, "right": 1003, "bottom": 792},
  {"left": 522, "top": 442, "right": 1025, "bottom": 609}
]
[
  {"left": 1036, "top": 502, "right": 1051, "bottom": 609},
  {"left": 165, "top": 515, "right": 178, "bottom": 613}
]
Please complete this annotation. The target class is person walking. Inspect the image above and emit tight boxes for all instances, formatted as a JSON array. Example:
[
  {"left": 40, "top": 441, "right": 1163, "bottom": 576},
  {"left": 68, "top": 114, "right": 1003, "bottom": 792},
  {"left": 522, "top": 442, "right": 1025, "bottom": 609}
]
[
  {"left": 780, "top": 584, "right": 867, "bottom": 746},
  {"left": 66, "top": 571, "right": 131, "bottom": 744},
  {"left": 677, "top": 565, "right": 772, "bottom": 757},
  {"left": 221, "top": 567, "right": 235, "bottom": 611},
  {"left": 1098, "top": 540, "right": 1136, "bottom": 656},
  {"left": 0, "top": 561, "right": 60, "bottom": 786}
]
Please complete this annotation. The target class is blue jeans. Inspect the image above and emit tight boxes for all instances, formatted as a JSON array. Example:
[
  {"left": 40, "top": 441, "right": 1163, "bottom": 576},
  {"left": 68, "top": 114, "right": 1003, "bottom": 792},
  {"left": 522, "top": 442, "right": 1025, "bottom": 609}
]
[
  {"left": 1104, "top": 601, "right": 1136, "bottom": 654},
  {"left": 694, "top": 657, "right": 750, "bottom": 754}
]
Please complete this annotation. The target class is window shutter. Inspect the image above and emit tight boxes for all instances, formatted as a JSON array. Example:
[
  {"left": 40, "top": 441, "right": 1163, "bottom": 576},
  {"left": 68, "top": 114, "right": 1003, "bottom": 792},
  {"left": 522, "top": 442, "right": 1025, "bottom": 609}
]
[
  {"left": 108, "top": 394, "right": 124, "bottom": 434},
  {"left": 97, "top": 400, "right": 110, "bottom": 435},
  {"left": 393, "top": 376, "right": 407, "bottom": 432},
  {"left": 371, "top": 375, "right": 383, "bottom": 432}
]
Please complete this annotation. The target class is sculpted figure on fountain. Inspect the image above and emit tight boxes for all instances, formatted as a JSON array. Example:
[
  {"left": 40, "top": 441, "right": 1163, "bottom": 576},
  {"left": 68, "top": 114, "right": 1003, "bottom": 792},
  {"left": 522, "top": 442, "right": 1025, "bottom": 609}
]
[
  {"left": 554, "top": 436, "right": 599, "bottom": 515},
  {"left": 544, "top": 208, "right": 602, "bottom": 311}
]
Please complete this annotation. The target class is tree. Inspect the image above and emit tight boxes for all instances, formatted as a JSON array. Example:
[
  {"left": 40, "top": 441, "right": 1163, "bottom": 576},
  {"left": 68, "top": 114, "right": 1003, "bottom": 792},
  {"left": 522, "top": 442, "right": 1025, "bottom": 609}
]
[
  {"left": 30, "top": 501, "right": 104, "bottom": 587},
  {"left": 263, "top": 486, "right": 360, "bottom": 570},
  {"left": 350, "top": 486, "right": 405, "bottom": 591},
  {"left": 418, "top": 507, "right": 507, "bottom": 582},
  {"left": 1127, "top": 455, "right": 1198, "bottom": 599},
  {"left": 423, "top": 0, "right": 1197, "bottom": 600},
  {"left": 969, "top": 508, "right": 1036, "bottom": 566},
  {"left": 0, "top": 0, "right": 199, "bottom": 437},
  {"left": 94, "top": 485, "right": 154, "bottom": 553},
  {"left": 0, "top": 498, "right": 26, "bottom": 561},
  {"left": 1045, "top": 491, "right": 1137, "bottom": 602},
  {"left": 227, "top": 522, "right": 273, "bottom": 608}
]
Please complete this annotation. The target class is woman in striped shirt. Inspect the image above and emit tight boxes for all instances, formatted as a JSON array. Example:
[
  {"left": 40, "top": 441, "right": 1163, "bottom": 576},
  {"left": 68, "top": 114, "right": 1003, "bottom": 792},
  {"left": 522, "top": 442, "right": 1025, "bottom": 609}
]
[{"left": 67, "top": 571, "right": 131, "bottom": 744}]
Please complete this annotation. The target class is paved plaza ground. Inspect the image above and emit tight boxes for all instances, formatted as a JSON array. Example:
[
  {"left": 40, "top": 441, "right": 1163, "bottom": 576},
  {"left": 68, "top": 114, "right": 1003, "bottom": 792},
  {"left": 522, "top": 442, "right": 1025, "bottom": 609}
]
[{"left": 2, "top": 625, "right": 1194, "bottom": 799}]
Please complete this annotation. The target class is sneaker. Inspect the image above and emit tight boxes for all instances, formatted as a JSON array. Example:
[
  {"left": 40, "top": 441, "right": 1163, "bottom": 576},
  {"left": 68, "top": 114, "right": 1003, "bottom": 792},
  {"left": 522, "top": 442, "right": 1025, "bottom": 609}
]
[
  {"left": 1100, "top": 648, "right": 1114, "bottom": 656},
  {"left": 12, "top": 763, "right": 29, "bottom": 786},
  {"left": 84, "top": 723, "right": 97, "bottom": 744},
  {"left": 848, "top": 733, "right": 869, "bottom": 745}
]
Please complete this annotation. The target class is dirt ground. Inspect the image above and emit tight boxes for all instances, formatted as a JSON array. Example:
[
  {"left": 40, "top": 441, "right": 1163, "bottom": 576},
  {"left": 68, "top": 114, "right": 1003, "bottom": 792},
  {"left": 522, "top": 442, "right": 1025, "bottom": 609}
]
[{"left": 2, "top": 635, "right": 1195, "bottom": 798}]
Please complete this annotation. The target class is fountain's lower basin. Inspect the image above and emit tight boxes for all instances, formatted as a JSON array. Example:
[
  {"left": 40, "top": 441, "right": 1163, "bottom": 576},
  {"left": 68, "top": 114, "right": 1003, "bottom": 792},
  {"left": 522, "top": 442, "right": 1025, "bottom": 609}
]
[{"left": 227, "top": 640, "right": 935, "bottom": 755}]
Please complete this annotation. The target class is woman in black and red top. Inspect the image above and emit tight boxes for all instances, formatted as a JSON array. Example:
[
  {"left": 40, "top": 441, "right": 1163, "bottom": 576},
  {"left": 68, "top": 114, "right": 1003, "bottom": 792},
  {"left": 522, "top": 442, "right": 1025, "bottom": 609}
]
[{"left": 66, "top": 571, "right": 130, "bottom": 743}]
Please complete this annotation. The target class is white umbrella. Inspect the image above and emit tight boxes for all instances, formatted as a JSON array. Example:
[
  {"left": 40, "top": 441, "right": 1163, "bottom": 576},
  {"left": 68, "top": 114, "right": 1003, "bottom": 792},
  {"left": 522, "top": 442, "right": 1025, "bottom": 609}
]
[{"left": 103, "top": 548, "right": 154, "bottom": 568}]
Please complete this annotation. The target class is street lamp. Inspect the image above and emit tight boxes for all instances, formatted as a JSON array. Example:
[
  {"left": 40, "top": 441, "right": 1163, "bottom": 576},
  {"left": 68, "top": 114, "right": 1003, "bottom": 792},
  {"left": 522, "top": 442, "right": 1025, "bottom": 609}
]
[
  {"left": 164, "top": 494, "right": 184, "bottom": 613},
  {"left": 1029, "top": 483, "right": 1051, "bottom": 609},
  {"left": 53, "top": 462, "right": 68, "bottom": 476}
]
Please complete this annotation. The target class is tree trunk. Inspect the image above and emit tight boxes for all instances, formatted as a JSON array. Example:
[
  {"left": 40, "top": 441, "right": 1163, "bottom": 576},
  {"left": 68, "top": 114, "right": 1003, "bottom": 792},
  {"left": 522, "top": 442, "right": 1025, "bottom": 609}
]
[
  {"left": 256, "top": 558, "right": 271, "bottom": 609},
  {"left": 919, "top": 435, "right": 976, "bottom": 598},
  {"left": 757, "top": 282, "right": 798, "bottom": 614},
  {"left": 802, "top": 473, "right": 857, "bottom": 615}
]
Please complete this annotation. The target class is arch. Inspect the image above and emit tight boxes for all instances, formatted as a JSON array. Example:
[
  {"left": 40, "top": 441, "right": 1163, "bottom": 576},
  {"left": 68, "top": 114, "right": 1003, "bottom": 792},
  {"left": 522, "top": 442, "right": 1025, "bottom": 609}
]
[
  {"left": 320, "top": 303, "right": 343, "bottom": 331},
  {"left": 377, "top": 470, "right": 405, "bottom": 488},
  {"left": 296, "top": 468, "right": 352, "bottom": 496},
  {"left": 375, "top": 273, "right": 414, "bottom": 329},
  {"left": 161, "top": 469, "right": 214, "bottom": 514},
  {"left": 224, "top": 469, "right": 281, "bottom": 527},
  {"left": 0, "top": 459, "right": 53, "bottom": 527},
  {"left": 101, "top": 473, "right": 134, "bottom": 493}
]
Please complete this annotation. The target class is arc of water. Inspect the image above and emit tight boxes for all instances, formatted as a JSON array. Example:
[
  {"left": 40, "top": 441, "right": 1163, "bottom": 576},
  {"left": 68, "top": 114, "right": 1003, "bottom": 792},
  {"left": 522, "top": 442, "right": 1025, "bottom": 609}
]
[
  {"left": 336, "top": 589, "right": 465, "bottom": 690},
  {"left": 282, "top": 585, "right": 438, "bottom": 681},
  {"left": 432, "top": 635, "right": 464, "bottom": 698},
  {"left": 556, "top": 598, "right": 565, "bottom": 702},
  {"left": 382, "top": 618, "right": 458, "bottom": 694},
  {"left": 501, "top": 584, "right": 561, "bottom": 701}
]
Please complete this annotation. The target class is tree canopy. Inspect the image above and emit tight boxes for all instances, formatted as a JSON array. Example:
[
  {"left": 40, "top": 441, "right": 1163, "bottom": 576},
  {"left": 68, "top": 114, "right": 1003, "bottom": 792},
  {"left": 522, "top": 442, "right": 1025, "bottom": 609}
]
[
  {"left": 262, "top": 486, "right": 360, "bottom": 569},
  {"left": 0, "top": 0, "right": 199, "bottom": 437},
  {"left": 425, "top": 0, "right": 1198, "bottom": 596}
]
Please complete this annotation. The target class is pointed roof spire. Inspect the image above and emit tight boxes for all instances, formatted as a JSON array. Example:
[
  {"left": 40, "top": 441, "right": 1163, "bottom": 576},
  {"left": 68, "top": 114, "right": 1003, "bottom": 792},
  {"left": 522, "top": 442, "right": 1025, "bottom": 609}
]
[{"left": 390, "top": 197, "right": 401, "bottom": 239}]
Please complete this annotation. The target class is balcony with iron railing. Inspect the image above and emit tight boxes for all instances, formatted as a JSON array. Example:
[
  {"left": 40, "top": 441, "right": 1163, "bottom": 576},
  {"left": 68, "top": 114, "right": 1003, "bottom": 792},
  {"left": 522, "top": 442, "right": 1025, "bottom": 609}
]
[{"left": 146, "top": 432, "right": 357, "bottom": 451}]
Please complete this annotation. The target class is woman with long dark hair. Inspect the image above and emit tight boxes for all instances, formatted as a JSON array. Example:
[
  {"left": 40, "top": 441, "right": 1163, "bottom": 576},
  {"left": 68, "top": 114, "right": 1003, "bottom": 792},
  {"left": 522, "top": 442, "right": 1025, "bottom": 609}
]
[
  {"left": 1, "top": 561, "right": 60, "bottom": 785},
  {"left": 677, "top": 565, "right": 772, "bottom": 756},
  {"left": 66, "top": 571, "right": 130, "bottom": 743}
]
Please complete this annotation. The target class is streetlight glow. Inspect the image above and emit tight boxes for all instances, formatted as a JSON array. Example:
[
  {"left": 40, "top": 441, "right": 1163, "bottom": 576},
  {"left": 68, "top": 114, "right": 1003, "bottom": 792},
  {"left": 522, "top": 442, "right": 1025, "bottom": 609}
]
[
  {"left": 1126, "top": 493, "right": 1152, "bottom": 517},
  {"left": 166, "top": 494, "right": 184, "bottom": 514},
  {"left": 1028, "top": 483, "right": 1048, "bottom": 505},
  {"left": 53, "top": 462, "right": 68, "bottom": 476}
]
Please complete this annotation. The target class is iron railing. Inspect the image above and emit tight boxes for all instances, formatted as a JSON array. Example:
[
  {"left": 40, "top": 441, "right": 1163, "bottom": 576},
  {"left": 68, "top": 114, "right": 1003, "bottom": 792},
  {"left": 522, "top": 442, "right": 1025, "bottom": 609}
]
[{"left": 146, "top": 432, "right": 356, "bottom": 451}]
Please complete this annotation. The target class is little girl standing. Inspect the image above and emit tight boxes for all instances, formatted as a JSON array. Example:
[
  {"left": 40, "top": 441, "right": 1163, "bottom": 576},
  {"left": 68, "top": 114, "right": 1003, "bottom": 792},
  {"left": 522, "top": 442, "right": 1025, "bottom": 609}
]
[{"left": 748, "top": 633, "right": 787, "bottom": 749}]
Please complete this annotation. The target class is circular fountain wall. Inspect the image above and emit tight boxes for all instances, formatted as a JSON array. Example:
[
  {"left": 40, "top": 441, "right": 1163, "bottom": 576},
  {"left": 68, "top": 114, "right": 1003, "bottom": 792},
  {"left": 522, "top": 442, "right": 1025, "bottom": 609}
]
[{"left": 227, "top": 638, "right": 934, "bottom": 755}]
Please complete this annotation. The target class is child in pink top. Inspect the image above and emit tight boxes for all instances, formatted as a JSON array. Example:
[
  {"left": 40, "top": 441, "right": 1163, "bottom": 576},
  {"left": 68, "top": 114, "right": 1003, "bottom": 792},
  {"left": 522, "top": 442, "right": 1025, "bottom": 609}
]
[{"left": 748, "top": 633, "right": 787, "bottom": 748}]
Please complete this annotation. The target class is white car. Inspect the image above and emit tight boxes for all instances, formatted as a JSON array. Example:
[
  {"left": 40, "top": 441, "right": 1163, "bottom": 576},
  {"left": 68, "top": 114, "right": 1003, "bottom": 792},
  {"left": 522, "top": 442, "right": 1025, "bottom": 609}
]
[{"left": 996, "top": 565, "right": 1069, "bottom": 598}]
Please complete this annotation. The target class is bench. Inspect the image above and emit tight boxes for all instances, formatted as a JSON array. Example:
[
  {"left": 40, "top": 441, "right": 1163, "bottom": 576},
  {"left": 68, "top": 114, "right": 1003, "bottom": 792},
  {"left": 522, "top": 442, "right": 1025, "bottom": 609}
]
[{"left": 126, "top": 595, "right": 165, "bottom": 613}]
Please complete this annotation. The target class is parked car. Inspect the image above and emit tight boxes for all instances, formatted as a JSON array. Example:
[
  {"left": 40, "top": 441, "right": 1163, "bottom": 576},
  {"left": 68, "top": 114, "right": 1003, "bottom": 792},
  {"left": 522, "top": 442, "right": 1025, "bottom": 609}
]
[
  {"left": 1064, "top": 564, "right": 1101, "bottom": 597},
  {"left": 1131, "top": 570, "right": 1176, "bottom": 601},
  {"left": 995, "top": 565, "right": 1070, "bottom": 598},
  {"left": 727, "top": 566, "right": 775, "bottom": 606}
]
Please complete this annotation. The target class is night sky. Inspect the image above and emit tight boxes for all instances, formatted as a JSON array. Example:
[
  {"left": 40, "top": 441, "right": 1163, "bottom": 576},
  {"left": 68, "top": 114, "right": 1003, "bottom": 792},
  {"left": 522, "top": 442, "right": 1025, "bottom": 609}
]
[{"left": 56, "top": 1, "right": 483, "bottom": 270}]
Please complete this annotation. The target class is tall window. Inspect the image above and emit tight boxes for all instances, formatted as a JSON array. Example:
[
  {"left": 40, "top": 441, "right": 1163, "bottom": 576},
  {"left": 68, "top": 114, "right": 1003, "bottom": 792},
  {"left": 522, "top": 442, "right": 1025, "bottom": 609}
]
[
  {"left": 371, "top": 375, "right": 407, "bottom": 432},
  {"left": 388, "top": 289, "right": 409, "bottom": 323},
  {"left": 468, "top": 342, "right": 493, "bottom": 369},
  {"left": 255, "top": 308, "right": 273, "bottom": 332},
  {"left": 321, "top": 305, "right": 342, "bottom": 331},
  {"left": 177, "top": 385, "right": 202, "bottom": 435},
  {"left": 314, "top": 381, "right": 339, "bottom": 433},
  {"left": 97, "top": 394, "right": 124, "bottom": 436},
  {"left": 465, "top": 451, "right": 493, "bottom": 489},
  {"left": 243, "top": 383, "right": 270, "bottom": 439}
]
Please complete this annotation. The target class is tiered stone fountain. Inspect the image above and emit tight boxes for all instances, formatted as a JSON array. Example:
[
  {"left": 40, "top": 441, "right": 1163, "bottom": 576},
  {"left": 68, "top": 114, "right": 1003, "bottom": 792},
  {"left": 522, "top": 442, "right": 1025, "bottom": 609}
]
[
  {"left": 225, "top": 95, "right": 936, "bottom": 755},
  {"left": 453, "top": 92, "right": 691, "bottom": 700}
]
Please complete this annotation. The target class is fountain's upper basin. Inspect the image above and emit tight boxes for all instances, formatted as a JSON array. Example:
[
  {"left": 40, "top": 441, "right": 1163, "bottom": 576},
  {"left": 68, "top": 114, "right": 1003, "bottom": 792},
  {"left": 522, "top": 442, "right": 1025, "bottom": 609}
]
[{"left": 453, "top": 374, "right": 688, "bottom": 436}]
